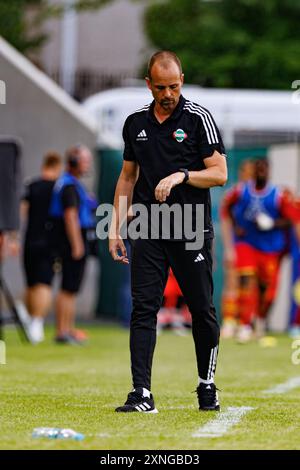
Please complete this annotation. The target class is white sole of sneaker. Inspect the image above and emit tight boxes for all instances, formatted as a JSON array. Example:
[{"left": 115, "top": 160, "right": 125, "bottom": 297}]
[{"left": 144, "top": 408, "right": 159, "bottom": 414}]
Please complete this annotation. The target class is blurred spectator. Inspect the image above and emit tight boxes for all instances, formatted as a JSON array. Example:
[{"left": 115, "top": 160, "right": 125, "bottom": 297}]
[
  {"left": 49, "top": 144, "right": 93, "bottom": 344},
  {"left": 158, "top": 269, "right": 192, "bottom": 336},
  {"left": 220, "top": 160, "right": 254, "bottom": 339},
  {"left": 86, "top": 192, "right": 99, "bottom": 258},
  {"left": 21, "top": 152, "right": 62, "bottom": 343},
  {"left": 0, "top": 231, "right": 20, "bottom": 259},
  {"left": 220, "top": 159, "right": 300, "bottom": 342},
  {"left": 286, "top": 193, "right": 300, "bottom": 337}
]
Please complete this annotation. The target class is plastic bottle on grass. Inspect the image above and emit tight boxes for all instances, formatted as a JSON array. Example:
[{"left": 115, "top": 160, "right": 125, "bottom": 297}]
[{"left": 32, "top": 427, "right": 84, "bottom": 441}]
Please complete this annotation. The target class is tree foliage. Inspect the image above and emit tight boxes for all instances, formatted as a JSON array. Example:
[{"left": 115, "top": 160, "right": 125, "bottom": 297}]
[
  {"left": 143, "top": 0, "right": 300, "bottom": 89},
  {"left": 0, "top": 0, "right": 114, "bottom": 55},
  {"left": 0, "top": 1, "right": 47, "bottom": 53}
]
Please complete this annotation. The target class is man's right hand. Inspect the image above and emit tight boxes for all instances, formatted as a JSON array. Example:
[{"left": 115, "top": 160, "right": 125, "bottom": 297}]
[{"left": 109, "top": 237, "right": 129, "bottom": 264}]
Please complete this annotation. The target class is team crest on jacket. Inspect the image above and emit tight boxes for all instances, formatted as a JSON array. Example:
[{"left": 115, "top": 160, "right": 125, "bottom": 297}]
[{"left": 173, "top": 129, "right": 187, "bottom": 143}]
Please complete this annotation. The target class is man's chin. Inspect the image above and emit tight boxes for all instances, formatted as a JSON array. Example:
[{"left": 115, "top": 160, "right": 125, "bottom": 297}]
[{"left": 161, "top": 101, "right": 176, "bottom": 111}]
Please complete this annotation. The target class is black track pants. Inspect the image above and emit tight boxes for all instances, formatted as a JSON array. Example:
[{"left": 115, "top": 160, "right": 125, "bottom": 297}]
[{"left": 129, "top": 238, "right": 220, "bottom": 390}]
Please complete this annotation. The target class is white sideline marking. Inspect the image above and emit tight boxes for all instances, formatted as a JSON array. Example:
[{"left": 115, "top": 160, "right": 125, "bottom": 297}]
[
  {"left": 263, "top": 377, "right": 300, "bottom": 394},
  {"left": 192, "top": 406, "right": 254, "bottom": 438}
]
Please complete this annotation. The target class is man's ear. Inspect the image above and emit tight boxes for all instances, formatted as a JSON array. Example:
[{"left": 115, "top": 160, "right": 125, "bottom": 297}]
[
  {"left": 145, "top": 77, "right": 152, "bottom": 91},
  {"left": 181, "top": 73, "right": 184, "bottom": 85}
]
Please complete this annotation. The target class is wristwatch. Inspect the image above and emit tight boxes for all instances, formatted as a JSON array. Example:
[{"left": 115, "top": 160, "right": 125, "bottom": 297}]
[{"left": 178, "top": 168, "right": 189, "bottom": 183}]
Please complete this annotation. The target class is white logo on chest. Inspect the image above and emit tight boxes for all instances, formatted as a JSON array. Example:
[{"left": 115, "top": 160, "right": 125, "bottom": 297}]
[{"left": 136, "top": 130, "right": 148, "bottom": 141}]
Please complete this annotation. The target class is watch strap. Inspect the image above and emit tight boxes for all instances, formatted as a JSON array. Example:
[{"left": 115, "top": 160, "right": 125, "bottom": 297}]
[{"left": 178, "top": 168, "right": 189, "bottom": 183}]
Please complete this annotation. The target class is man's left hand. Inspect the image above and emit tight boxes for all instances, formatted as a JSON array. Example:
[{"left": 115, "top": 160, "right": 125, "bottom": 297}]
[{"left": 154, "top": 172, "right": 185, "bottom": 202}]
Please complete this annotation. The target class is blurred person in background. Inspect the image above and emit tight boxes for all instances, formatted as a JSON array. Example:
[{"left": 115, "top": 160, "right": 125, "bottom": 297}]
[
  {"left": 220, "top": 159, "right": 300, "bottom": 342},
  {"left": 0, "top": 232, "right": 20, "bottom": 259},
  {"left": 285, "top": 192, "right": 300, "bottom": 337},
  {"left": 20, "top": 152, "right": 62, "bottom": 343},
  {"left": 158, "top": 269, "right": 192, "bottom": 335},
  {"left": 86, "top": 192, "right": 99, "bottom": 258},
  {"left": 49, "top": 144, "right": 93, "bottom": 344},
  {"left": 220, "top": 159, "right": 254, "bottom": 338}
]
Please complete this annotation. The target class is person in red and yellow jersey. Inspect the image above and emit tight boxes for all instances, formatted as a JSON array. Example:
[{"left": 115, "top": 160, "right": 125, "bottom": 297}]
[{"left": 220, "top": 159, "right": 300, "bottom": 342}]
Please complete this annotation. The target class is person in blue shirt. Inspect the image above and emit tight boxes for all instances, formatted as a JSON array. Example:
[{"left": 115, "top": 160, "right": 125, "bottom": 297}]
[
  {"left": 49, "top": 144, "right": 93, "bottom": 343},
  {"left": 221, "top": 159, "right": 299, "bottom": 342}
]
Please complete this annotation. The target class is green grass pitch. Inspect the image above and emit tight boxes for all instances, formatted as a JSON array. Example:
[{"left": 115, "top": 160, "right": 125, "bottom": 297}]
[{"left": 0, "top": 325, "right": 300, "bottom": 450}]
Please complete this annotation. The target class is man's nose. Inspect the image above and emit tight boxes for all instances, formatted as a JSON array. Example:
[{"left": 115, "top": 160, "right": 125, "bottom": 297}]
[{"left": 164, "top": 88, "right": 172, "bottom": 98}]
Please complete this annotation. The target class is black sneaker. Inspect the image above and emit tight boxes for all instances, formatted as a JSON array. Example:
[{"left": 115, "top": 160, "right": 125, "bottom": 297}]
[
  {"left": 196, "top": 383, "right": 220, "bottom": 411},
  {"left": 115, "top": 387, "right": 158, "bottom": 413}
]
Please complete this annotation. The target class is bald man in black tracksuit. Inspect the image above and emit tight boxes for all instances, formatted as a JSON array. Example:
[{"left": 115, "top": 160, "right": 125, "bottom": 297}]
[{"left": 109, "top": 51, "right": 227, "bottom": 413}]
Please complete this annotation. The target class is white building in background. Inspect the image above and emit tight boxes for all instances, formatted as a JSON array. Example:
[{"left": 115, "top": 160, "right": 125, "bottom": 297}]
[{"left": 40, "top": 0, "right": 149, "bottom": 98}]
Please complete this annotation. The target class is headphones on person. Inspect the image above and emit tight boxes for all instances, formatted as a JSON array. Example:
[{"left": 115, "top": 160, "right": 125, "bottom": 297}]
[{"left": 67, "top": 143, "right": 83, "bottom": 169}]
